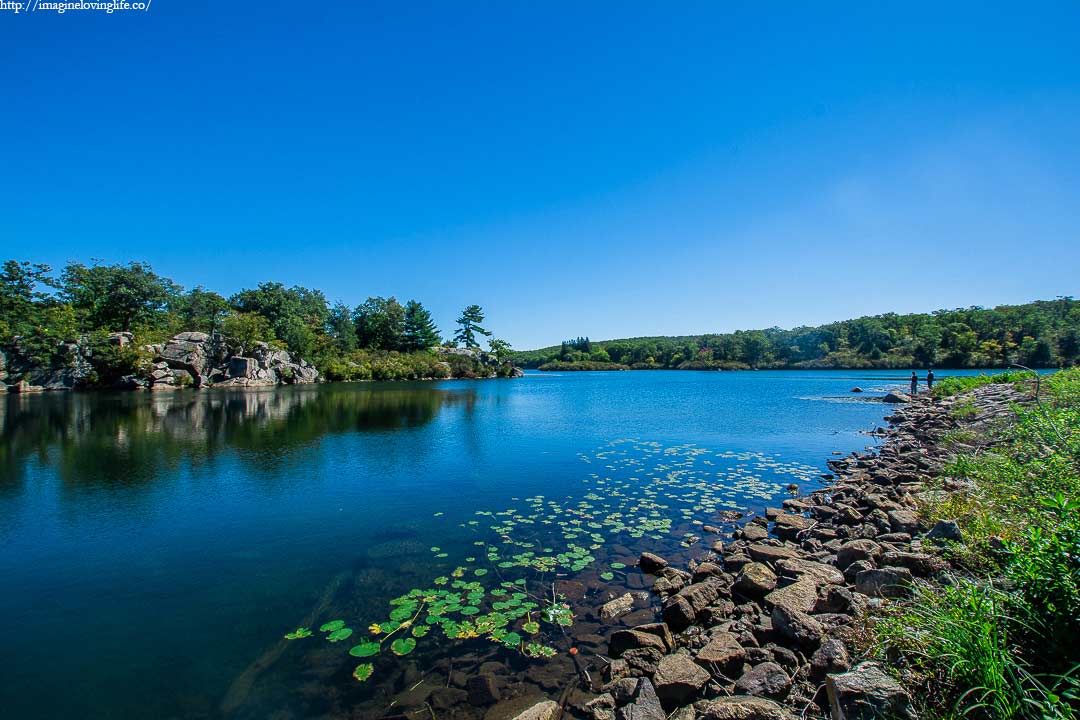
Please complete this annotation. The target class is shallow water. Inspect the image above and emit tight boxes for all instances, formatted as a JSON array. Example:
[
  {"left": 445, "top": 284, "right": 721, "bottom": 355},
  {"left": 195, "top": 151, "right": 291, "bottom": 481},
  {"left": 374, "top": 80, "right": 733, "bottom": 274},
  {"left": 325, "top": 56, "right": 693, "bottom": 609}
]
[{"left": 0, "top": 369, "right": 991, "bottom": 719}]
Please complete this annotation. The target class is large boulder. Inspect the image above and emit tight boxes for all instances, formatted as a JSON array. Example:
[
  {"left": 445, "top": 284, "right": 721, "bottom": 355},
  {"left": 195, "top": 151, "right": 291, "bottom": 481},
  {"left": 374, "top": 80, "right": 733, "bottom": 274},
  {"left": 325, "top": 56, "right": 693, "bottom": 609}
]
[
  {"left": 854, "top": 567, "right": 913, "bottom": 598},
  {"left": 826, "top": 662, "right": 915, "bottom": 720},
  {"left": 638, "top": 552, "right": 669, "bottom": 574},
  {"left": 698, "top": 696, "right": 793, "bottom": 720},
  {"left": 161, "top": 333, "right": 211, "bottom": 376},
  {"left": 771, "top": 603, "right": 824, "bottom": 650},
  {"left": 734, "top": 662, "right": 792, "bottom": 700},
  {"left": 483, "top": 696, "right": 560, "bottom": 720},
  {"left": 614, "top": 678, "right": 665, "bottom": 720},
  {"left": 696, "top": 631, "right": 746, "bottom": 675},
  {"left": 608, "top": 628, "right": 667, "bottom": 658},
  {"left": 735, "top": 563, "right": 778, "bottom": 598},
  {"left": 653, "top": 653, "right": 710, "bottom": 706}
]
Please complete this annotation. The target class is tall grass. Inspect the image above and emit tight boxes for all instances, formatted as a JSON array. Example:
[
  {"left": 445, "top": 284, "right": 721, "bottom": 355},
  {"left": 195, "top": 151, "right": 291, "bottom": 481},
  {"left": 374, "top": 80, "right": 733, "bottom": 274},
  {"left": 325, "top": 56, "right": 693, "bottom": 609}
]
[
  {"left": 932, "top": 370, "right": 1035, "bottom": 399},
  {"left": 877, "top": 367, "right": 1080, "bottom": 719}
]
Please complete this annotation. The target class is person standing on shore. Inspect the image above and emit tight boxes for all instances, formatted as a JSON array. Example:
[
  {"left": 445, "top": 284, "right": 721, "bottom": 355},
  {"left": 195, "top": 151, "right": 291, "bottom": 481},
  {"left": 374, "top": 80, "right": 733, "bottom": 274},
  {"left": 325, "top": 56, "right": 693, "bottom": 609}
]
[
  {"left": 910, "top": 371, "right": 918, "bottom": 396},
  {"left": 927, "top": 368, "right": 935, "bottom": 391}
]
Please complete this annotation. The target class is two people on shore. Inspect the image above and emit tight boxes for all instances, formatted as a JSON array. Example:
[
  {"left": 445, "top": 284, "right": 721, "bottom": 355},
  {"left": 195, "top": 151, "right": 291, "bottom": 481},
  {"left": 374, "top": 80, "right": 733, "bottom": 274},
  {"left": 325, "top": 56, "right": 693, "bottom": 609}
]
[{"left": 910, "top": 369, "right": 935, "bottom": 396}]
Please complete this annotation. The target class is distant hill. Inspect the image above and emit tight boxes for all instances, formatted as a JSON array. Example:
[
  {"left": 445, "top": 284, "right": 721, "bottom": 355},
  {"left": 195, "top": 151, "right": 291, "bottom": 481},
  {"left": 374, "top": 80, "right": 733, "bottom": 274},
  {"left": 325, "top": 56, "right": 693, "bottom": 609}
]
[{"left": 513, "top": 298, "right": 1080, "bottom": 371}]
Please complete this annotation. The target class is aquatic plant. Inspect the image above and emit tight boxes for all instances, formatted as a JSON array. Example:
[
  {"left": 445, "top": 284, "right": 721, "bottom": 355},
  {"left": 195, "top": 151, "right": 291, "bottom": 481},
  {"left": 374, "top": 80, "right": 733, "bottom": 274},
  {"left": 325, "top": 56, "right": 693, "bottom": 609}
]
[
  {"left": 284, "top": 627, "right": 312, "bottom": 640},
  {"left": 280, "top": 440, "right": 822, "bottom": 690},
  {"left": 327, "top": 628, "right": 353, "bottom": 642},
  {"left": 352, "top": 663, "right": 374, "bottom": 682}
]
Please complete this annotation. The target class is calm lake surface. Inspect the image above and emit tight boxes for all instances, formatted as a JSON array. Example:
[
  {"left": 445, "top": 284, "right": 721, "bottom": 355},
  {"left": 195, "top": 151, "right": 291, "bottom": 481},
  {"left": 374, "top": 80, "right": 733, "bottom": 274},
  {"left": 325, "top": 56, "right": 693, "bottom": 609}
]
[{"left": 0, "top": 370, "right": 992, "bottom": 719}]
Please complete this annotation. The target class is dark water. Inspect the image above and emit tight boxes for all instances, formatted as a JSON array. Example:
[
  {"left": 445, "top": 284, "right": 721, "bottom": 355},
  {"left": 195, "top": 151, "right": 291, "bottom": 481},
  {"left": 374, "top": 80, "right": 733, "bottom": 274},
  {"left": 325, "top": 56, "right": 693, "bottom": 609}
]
[{"left": 0, "top": 370, "right": 987, "bottom": 719}]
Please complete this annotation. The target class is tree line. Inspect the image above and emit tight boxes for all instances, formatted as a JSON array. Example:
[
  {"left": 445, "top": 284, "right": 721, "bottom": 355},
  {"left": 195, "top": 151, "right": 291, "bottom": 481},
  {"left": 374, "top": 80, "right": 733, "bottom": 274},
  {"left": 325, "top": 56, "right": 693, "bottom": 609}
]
[
  {"left": 0, "top": 259, "right": 511, "bottom": 381},
  {"left": 515, "top": 298, "right": 1080, "bottom": 370}
]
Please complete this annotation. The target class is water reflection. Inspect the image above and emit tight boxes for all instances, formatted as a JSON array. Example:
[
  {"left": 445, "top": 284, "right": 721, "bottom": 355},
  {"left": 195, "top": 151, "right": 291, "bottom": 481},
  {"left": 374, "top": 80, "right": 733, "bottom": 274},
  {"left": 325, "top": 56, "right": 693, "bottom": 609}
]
[{"left": 0, "top": 384, "right": 476, "bottom": 489}]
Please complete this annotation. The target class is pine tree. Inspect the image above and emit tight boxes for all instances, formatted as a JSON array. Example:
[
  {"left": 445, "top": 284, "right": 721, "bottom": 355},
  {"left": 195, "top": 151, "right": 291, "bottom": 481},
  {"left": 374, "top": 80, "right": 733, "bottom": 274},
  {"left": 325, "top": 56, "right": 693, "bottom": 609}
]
[
  {"left": 454, "top": 304, "right": 491, "bottom": 348},
  {"left": 402, "top": 300, "right": 441, "bottom": 352}
]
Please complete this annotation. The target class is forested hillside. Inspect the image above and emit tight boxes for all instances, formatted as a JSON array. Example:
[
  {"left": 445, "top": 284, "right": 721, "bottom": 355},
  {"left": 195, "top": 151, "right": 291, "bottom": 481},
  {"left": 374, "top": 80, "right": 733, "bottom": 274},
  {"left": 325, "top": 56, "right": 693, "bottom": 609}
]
[{"left": 515, "top": 299, "right": 1080, "bottom": 370}]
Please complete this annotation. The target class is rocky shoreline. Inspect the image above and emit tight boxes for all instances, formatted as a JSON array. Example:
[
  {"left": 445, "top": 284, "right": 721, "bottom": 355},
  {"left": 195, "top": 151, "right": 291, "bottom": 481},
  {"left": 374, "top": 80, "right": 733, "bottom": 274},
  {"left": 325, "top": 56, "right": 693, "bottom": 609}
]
[
  {"left": 0, "top": 333, "right": 522, "bottom": 394},
  {"left": 569, "top": 382, "right": 1031, "bottom": 720}
]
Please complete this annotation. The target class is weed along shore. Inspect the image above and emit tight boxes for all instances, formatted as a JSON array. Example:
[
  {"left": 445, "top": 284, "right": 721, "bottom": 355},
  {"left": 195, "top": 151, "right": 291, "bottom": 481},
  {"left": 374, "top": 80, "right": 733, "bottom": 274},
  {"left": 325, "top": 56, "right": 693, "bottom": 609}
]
[{"left": 579, "top": 370, "right": 1079, "bottom": 720}]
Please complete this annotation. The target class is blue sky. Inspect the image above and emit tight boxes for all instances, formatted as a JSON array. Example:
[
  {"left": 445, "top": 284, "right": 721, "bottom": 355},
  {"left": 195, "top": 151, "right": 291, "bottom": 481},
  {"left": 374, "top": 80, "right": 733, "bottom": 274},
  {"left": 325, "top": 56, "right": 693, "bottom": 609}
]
[{"left": 1, "top": 2, "right": 1078, "bottom": 349}]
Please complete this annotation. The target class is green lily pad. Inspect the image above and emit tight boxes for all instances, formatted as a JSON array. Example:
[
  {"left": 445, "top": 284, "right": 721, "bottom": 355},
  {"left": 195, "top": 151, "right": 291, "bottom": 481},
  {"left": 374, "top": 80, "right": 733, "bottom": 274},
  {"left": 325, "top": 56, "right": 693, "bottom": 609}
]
[
  {"left": 600, "top": 571, "right": 615, "bottom": 581},
  {"left": 352, "top": 663, "right": 374, "bottom": 682},
  {"left": 327, "top": 628, "right": 353, "bottom": 642},
  {"left": 319, "top": 620, "right": 345, "bottom": 632},
  {"left": 349, "top": 640, "right": 380, "bottom": 657},
  {"left": 391, "top": 638, "right": 417, "bottom": 656},
  {"left": 284, "top": 627, "right": 312, "bottom": 640}
]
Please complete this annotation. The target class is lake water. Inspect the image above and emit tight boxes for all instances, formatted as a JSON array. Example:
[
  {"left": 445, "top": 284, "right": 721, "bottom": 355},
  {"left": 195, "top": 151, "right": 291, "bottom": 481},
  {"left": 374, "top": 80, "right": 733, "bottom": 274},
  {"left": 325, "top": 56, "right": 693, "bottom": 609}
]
[{"left": 0, "top": 369, "right": 986, "bottom": 719}]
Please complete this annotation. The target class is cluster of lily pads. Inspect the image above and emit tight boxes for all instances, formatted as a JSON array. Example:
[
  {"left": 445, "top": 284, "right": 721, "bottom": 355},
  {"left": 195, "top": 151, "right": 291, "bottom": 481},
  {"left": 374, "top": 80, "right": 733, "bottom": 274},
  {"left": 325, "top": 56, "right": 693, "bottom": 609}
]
[{"left": 283, "top": 439, "right": 822, "bottom": 685}]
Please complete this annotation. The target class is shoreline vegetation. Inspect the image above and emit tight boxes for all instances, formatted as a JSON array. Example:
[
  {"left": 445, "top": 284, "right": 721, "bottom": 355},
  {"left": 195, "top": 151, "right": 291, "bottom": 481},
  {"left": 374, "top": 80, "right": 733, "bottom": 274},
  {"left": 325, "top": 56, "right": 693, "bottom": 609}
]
[
  {"left": 517, "top": 298, "right": 1080, "bottom": 372},
  {"left": 0, "top": 259, "right": 520, "bottom": 392},
  {"left": 586, "top": 368, "right": 1079, "bottom": 720}
]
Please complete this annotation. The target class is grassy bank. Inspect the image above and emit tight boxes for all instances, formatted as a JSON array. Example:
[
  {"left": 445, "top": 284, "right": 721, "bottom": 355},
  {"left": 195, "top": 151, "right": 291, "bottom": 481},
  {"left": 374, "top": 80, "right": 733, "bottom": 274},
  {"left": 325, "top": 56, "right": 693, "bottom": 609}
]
[{"left": 871, "top": 368, "right": 1080, "bottom": 719}]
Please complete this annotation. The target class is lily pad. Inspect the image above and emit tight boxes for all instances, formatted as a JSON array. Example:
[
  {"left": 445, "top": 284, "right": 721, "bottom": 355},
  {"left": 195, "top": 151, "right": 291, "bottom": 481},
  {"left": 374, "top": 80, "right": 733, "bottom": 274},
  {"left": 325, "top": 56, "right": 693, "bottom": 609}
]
[
  {"left": 319, "top": 620, "right": 345, "bottom": 632},
  {"left": 349, "top": 640, "right": 380, "bottom": 657},
  {"left": 391, "top": 638, "right": 417, "bottom": 656},
  {"left": 327, "top": 628, "right": 353, "bottom": 642},
  {"left": 352, "top": 663, "right": 374, "bottom": 682},
  {"left": 284, "top": 627, "right": 312, "bottom": 640}
]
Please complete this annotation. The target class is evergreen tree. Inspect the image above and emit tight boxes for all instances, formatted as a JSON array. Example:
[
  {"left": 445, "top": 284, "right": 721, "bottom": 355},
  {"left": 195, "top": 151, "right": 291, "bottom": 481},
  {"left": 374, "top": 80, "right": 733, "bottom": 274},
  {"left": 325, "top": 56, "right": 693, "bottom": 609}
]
[
  {"left": 454, "top": 304, "right": 490, "bottom": 348},
  {"left": 402, "top": 300, "right": 441, "bottom": 352}
]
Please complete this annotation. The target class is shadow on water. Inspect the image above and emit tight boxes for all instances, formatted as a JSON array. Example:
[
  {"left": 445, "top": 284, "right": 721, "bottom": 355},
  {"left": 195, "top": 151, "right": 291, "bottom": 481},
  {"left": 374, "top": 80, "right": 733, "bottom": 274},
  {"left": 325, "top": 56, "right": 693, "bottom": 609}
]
[{"left": 0, "top": 383, "right": 476, "bottom": 491}]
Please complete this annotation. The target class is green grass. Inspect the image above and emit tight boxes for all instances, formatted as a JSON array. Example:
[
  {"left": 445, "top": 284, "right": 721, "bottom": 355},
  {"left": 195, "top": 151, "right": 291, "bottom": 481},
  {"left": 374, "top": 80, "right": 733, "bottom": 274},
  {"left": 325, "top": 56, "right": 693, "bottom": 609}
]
[
  {"left": 932, "top": 370, "right": 1035, "bottom": 398},
  {"left": 877, "top": 367, "right": 1080, "bottom": 719}
]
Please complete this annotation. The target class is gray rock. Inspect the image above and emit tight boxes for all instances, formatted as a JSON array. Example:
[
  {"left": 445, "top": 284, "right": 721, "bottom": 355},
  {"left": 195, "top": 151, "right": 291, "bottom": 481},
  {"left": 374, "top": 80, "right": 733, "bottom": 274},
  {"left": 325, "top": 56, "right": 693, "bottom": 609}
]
[
  {"left": 698, "top": 696, "right": 793, "bottom": 720},
  {"left": 599, "top": 593, "right": 635, "bottom": 621},
  {"left": 882, "top": 392, "right": 910, "bottom": 404},
  {"left": 854, "top": 567, "right": 913, "bottom": 598},
  {"left": 770, "top": 603, "right": 824, "bottom": 650},
  {"left": 775, "top": 558, "right": 845, "bottom": 586},
  {"left": 926, "top": 519, "right": 964, "bottom": 543},
  {"left": 696, "top": 631, "right": 746, "bottom": 675},
  {"left": 608, "top": 628, "right": 668, "bottom": 658},
  {"left": 734, "top": 661, "right": 792, "bottom": 700},
  {"left": 467, "top": 674, "right": 501, "bottom": 705},
  {"left": 771, "top": 513, "right": 812, "bottom": 540},
  {"left": 638, "top": 552, "right": 669, "bottom": 574},
  {"left": 735, "top": 563, "right": 778, "bottom": 598},
  {"left": 484, "top": 696, "right": 560, "bottom": 720},
  {"left": 653, "top": 653, "right": 710, "bottom": 706},
  {"left": 836, "top": 539, "right": 882, "bottom": 570},
  {"left": 810, "top": 638, "right": 851, "bottom": 680},
  {"left": 764, "top": 580, "right": 818, "bottom": 613},
  {"left": 886, "top": 509, "right": 920, "bottom": 534},
  {"left": 614, "top": 678, "right": 666, "bottom": 720},
  {"left": 826, "top": 661, "right": 915, "bottom": 720}
]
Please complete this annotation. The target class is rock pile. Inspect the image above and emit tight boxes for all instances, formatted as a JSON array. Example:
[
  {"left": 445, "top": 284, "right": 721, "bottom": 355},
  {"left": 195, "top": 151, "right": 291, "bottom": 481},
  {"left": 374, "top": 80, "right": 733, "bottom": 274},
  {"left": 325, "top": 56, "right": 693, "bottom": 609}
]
[{"left": 582, "top": 383, "right": 1031, "bottom": 720}]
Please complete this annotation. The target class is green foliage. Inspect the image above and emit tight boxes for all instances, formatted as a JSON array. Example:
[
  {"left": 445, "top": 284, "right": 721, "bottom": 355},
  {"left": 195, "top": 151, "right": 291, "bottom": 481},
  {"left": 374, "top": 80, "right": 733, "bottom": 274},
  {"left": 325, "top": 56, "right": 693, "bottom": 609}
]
[
  {"left": 874, "top": 582, "right": 1070, "bottom": 720},
  {"left": 1007, "top": 495, "right": 1080, "bottom": 670},
  {"left": 538, "top": 360, "right": 630, "bottom": 371},
  {"left": 353, "top": 296, "right": 405, "bottom": 351},
  {"left": 515, "top": 298, "right": 1080, "bottom": 370},
  {"left": 887, "top": 367, "right": 1080, "bottom": 718},
  {"left": 221, "top": 312, "right": 277, "bottom": 350},
  {"left": 60, "top": 260, "right": 180, "bottom": 333},
  {"left": 454, "top": 304, "right": 490, "bottom": 348},
  {"left": 284, "top": 627, "right": 312, "bottom": 640},
  {"left": 402, "top": 300, "right": 441, "bottom": 352},
  {"left": 230, "top": 281, "right": 328, "bottom": 356},
  {"left": 933, "top": 370, "right": 1034, "bottom": 398}
]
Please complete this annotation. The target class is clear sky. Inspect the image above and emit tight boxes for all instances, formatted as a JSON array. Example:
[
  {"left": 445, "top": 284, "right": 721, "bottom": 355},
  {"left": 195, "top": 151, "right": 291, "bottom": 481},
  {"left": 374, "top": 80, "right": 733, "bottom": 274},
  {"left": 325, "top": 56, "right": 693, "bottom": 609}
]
[{"left": 2, "top": 2, "right": 1078, "bottom": 349}]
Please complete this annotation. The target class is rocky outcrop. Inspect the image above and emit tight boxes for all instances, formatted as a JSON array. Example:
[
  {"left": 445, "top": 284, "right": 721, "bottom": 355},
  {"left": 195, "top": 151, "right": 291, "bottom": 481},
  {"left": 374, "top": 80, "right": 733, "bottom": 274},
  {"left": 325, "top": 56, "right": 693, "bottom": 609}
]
[{"left": 1, "top": 330, "right": 319, "bottom": 392}]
